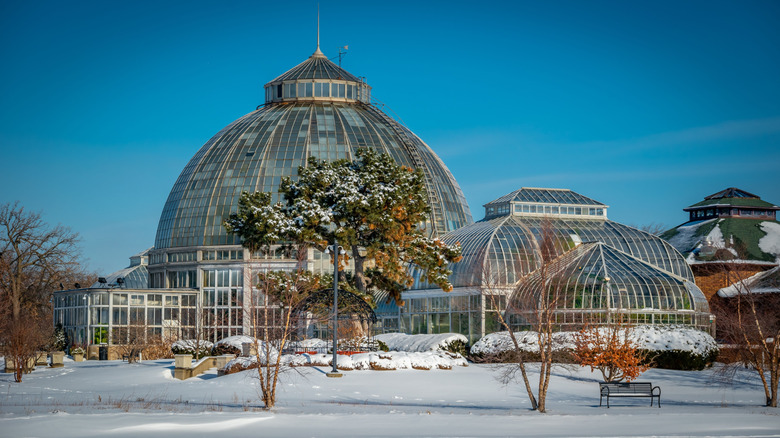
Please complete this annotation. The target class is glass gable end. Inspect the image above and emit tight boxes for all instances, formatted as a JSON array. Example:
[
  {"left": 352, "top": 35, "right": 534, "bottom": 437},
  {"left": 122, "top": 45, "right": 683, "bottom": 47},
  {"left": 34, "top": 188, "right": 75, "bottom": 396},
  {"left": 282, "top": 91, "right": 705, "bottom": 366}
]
[{"left": 508, "top": 242, "right": 709, "bottom": 330}]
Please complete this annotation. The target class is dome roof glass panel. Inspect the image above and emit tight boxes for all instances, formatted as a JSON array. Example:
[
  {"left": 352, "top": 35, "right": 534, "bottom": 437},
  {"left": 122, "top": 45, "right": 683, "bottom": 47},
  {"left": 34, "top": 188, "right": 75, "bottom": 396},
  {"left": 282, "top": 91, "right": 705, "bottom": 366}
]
[{"left": 154, "top": 50, "right": 473, "bottom": 250}]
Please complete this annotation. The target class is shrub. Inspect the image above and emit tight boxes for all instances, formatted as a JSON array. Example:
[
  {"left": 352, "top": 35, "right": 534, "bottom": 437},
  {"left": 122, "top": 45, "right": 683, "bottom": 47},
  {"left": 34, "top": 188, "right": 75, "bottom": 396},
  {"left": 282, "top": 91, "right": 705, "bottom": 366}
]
[
  {"left": 376, "top": 340, "right": 389, "bottom": 352},
  {"left": 643, "top": 348, "right": 719, "bottom": 371},
  {"left": 214, "top": 343, "right": 241, "bottom": 356},
  {"left": 171, "top": 340, "right": 214, "bottom": 359},
  {"left": 70, "top": 347, "right": 85, "bottom": 355},
  {"left": 143, "top": 335, "right": 174, "bottom": 360},
  {"left": 441, "top": 339, "right": 468, "bottom": 356}
]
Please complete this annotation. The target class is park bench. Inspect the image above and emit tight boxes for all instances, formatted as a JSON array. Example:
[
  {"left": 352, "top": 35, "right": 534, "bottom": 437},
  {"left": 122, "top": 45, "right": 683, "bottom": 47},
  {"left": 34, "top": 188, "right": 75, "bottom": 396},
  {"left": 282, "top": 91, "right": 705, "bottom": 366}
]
[{"left": 599, "top": 382, "right": 661, "bottom": 408}]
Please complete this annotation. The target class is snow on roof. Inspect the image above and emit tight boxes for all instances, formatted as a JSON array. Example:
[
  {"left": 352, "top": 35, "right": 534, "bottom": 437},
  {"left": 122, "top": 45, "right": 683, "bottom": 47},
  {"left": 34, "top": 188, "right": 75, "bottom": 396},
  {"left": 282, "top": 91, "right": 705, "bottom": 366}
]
[
  {"left": 758, "top": 222, "right": 780, "bottom": 260},
  {"left": 664, "top": 219, "right": 716, "bottom": 255},
  {"left": 717, "top": 266, "right": 780, "bottom": 297}
]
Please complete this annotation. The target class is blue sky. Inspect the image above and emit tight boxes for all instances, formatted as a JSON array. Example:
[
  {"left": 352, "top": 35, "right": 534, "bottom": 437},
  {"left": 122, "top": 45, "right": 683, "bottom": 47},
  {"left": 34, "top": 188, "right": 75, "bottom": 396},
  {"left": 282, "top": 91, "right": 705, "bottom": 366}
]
[{"left": 2, "top": 0, "right": 779, "bottom": 274}]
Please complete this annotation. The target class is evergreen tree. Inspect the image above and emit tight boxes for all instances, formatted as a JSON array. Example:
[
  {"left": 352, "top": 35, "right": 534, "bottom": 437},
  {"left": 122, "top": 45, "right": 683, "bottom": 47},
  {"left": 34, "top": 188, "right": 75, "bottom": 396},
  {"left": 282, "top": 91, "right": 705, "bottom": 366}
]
[{"left": 224, "top": 149, "right": 461, "bottom": 303}]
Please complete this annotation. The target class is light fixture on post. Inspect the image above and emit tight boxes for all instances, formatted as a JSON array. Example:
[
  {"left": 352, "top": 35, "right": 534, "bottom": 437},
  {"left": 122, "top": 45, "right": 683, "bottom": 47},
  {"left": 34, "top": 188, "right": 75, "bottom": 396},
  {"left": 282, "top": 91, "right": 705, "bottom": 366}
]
[
  {"left": 602, "top": 276, "right": 611, "bottom": 324},
  {"left": 324, "top": 239, "right": 345, "bottom": 378}
]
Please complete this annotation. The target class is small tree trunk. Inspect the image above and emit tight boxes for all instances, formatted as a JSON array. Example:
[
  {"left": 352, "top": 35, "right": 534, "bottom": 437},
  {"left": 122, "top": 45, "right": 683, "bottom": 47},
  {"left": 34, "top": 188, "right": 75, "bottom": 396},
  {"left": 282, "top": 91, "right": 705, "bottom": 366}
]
[
  {"left": 352, "top": 248, "right": 367, "bottom": 294},
  {"left": 770, "top": 363, "right": 778, "bottom": 407}
]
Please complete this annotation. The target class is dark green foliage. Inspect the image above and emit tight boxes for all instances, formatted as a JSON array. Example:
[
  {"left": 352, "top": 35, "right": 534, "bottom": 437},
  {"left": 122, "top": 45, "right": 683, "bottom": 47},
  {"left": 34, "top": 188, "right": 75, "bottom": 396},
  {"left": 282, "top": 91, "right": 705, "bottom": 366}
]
[
  {"left": 224, "top": 149, "right": 462, "bottom": 304},
  {"left": 642, "top": 348, "right": 719, "bottom": 371},
  {"left": 51, "top": 323, "right": 67, "bottom": 351},
  {"left": 376, "top": 340, "right": 389, "bottom": 352},
  {"left": 441, "top": 339, "right": 468, "bottom": 356}
]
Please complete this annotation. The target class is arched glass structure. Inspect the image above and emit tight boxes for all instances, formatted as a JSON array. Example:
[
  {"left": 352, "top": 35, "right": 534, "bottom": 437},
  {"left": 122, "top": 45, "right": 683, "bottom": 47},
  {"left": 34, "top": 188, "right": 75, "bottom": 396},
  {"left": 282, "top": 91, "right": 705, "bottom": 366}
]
[
  {"left": 508, "top": 242, "right": 710, "bottom": 329},
  {"left": 154, "top": 48, "right": 472, "bottom": 251},
  {"left": 403, "top": 188, "right": 712, "bottom": 337}
]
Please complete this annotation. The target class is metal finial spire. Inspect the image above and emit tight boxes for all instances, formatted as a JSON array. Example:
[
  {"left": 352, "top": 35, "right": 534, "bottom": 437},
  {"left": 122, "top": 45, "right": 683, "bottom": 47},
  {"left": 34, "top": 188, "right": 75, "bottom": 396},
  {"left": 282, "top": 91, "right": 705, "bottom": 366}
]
[{"left": 312, "top": 4, "right": 325, "bottom": 57}]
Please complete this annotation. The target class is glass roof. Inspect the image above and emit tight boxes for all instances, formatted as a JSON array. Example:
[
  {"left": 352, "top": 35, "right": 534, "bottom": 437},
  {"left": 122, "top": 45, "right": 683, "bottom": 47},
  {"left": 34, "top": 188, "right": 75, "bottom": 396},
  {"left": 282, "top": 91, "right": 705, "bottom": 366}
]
[
  {"left": 155, "top": 102, "right": 473, "bottom": 249},
  {"left": 484, "top": 187, "right": 606, "bottom": 207},
  {"left": 410, "top": 213, "right": 694, "bottom": 290},
  {"left": 267, "top": 51, "right": 361, "bottom": 83},
  {"left": 510, "top": 242, "right": 708, "bottom": 313},
  {"left": 91, "top": 263, "right": 149, "bottom": 289}
]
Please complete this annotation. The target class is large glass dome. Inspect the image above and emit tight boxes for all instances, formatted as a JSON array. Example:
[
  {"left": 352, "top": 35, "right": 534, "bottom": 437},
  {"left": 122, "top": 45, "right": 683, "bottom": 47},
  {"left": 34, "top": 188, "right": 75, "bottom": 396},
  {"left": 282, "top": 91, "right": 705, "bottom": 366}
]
[{"left": 154, "top": 48, "right": 473, "bottom": 250}]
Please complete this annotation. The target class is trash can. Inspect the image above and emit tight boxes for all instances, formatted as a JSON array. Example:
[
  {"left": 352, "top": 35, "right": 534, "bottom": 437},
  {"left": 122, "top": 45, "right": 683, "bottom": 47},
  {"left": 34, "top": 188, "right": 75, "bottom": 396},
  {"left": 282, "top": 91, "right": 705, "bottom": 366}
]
[{"left": 99, "top": 346, "right": 108, "bottom": 361}]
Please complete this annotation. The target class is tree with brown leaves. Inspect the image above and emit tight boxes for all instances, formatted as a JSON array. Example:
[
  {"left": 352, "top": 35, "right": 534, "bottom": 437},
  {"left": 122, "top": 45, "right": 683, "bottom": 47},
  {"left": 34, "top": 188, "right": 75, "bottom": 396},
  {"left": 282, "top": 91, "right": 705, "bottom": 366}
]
[
  {"left": 0, "top": 202, "right": 91, "bottom": 382},
  {"left": 573, "top": 320, "right": 649, "bottom": 382}
]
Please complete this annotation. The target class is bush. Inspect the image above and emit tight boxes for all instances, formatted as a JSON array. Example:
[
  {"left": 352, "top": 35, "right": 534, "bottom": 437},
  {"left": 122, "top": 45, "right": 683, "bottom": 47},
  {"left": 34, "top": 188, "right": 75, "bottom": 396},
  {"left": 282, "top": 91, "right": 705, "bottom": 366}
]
[
  {"left": 643, "top": 348, "right": 719, "bottom": 371},
  {"left": 376, "top": 340, "right": 389, "bottom": 352},
  {"left": 214, "top": 343, "right": 241, "bottom": 356},
  {"left": 171, "top": 340, "right": 214, "bottom": 359},
  {"left": 143, "top": 336, "right": 174, "bottom": 360},
  {"left": 441, "top": 339, "right": 468, "bottom": 356}
]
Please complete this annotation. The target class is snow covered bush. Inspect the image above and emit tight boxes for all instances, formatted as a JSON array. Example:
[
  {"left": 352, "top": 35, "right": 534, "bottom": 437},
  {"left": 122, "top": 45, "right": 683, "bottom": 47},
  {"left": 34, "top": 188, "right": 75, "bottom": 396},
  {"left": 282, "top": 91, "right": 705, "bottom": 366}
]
[
  {"left": 374, "top": 333, "right": 469, "bottom": 355},
  {"left": 222, "top": 350, "right": 467, "bottom": 374},
  {"left": 632, "top": 326, "right": 719, "bottom": 370},
  {"left": 214, "top": 336, "right": 256, "bottom": 356},
  {"left": 469, "top": 331, "right": 574, "bottom": 363},
  {"left": 171, "top": 340, "right": 214, "bottom": 358},
  {"left": 470, "top": 326, "right": 718, "bottom": 370}
]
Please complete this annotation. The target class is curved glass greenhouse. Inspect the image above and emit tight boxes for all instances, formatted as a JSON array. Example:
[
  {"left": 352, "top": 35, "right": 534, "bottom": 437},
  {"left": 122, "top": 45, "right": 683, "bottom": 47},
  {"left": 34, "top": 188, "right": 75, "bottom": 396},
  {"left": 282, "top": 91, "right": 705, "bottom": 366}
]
[{"left": 401, "top": 188, "right": 712, "bottom": 341}]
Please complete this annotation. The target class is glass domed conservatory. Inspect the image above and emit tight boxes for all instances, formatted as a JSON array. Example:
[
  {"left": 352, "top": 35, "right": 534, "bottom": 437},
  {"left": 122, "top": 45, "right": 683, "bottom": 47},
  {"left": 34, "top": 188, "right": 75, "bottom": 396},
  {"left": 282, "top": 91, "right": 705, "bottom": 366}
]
[
  {"left": 53, "top": 44, "right": 473, "bottom": 349},
  {"left": 399, "top": 188, "right": 713, "bottom": 342},
  {"left": 144, "top": 45, "right": 473, "bottom": 340}
]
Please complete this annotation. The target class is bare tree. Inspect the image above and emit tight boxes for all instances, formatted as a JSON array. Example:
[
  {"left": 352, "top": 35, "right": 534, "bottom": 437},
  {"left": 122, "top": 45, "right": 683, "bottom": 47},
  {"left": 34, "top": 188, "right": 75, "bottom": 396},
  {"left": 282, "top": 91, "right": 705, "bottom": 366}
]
[
  {"left": 0, "top": 202, "right": 89, "bottom": 382},
  {"left": 714, "top": 264, "right": 780, "bottom": 407},
  {"left": 249, "top": 247, "right": 321, "bottom": 409},
  {"left": 482, "top": 218, "right": 569, "bottom": 413}
]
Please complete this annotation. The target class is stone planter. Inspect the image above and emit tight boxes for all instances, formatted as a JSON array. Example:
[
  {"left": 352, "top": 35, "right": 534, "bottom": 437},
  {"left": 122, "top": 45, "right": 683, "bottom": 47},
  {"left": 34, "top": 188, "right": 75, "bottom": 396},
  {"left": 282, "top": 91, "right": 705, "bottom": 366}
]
[
  {"left": 72, "top": 352, "right": 84, "bottom": 362},
  {"left": 174, "top": 354, "right": 193, "bottom": 380},
  {"left": 4, "top": 357, "right": 36, "bottom": 373},
  {"left": 35, "top": 351, "right": 48, "bottom": 365},
  {"left": 50, "top": 351, "right": 65, "bottom": 368}
]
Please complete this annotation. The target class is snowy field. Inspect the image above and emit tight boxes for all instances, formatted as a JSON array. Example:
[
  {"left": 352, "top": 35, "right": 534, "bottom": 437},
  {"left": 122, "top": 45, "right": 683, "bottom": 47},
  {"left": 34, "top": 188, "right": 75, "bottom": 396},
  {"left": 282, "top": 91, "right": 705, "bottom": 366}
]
[{"left": 1, "top": 358, "right": 778, "bottom": 438}]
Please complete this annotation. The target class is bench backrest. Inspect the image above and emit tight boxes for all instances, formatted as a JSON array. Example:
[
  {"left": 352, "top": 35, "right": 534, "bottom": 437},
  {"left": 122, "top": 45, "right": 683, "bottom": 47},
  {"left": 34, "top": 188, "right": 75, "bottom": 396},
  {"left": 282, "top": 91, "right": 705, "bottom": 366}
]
[{"left": 600, "top": 382, "right": 653, "bottom": 394}]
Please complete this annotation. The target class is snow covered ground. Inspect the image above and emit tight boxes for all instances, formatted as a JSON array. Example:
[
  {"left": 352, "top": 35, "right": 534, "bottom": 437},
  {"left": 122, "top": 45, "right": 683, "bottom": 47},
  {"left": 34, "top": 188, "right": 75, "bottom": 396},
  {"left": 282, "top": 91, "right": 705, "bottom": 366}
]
[{"left": 1, "top": 357, "right": 778, "bottom": 437}]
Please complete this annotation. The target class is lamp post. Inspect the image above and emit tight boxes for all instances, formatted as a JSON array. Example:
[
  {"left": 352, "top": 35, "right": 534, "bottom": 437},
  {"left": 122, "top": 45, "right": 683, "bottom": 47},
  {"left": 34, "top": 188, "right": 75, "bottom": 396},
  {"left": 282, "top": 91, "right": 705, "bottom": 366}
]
[
  {"left": 603, "top": 276, "right": 611, "bottom": 325},
  {"left": 325, "top": 239, "right": 345, "bottom": 378},
  {"left": 82, "top": 294, "right": 90, "bottom": 347}
]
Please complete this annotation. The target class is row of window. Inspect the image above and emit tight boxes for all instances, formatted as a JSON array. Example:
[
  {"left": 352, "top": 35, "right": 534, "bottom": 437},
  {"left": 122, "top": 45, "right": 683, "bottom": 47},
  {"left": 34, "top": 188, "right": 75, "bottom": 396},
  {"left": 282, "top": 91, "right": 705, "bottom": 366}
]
[
  {"left": 690, "top": 208, "right": 776, "bottom": 219},
  {"left": 485, "top": 203, "right": 607, "bottom": 218},
  {"left": 149, "top": 249, "right": 244, "bottom": 267},
  {"left": 265, "top": 81, "right": 370, "bottom": 103}
]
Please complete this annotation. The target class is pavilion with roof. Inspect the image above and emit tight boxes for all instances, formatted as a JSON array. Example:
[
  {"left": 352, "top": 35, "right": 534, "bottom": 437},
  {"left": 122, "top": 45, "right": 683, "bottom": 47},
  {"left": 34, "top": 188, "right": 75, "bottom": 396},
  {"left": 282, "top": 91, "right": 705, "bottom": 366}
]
[
  {"left": 683, "top": 188, "right": 778, "bottom": 222},
  {"left": 662, "top": 187, "right": 780, "bottom": 301}
]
